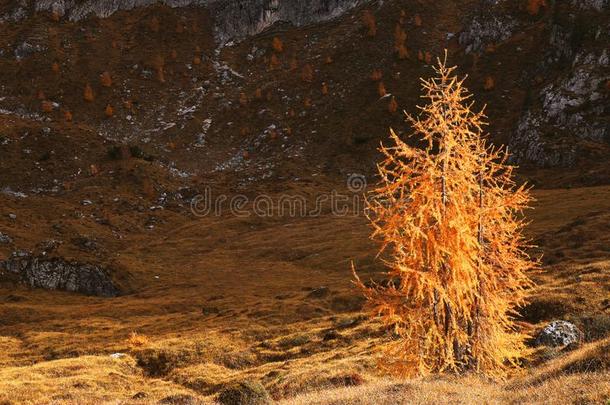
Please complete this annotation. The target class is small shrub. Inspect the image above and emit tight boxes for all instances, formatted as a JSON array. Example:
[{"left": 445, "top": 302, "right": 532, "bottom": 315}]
[
  {"left": 388, "top": 96, "right": 398, "bottom": 113},
  {"left": 272, "top": 37, "right": 283, "bottom": 53},
  {"left": 217, "top": 381, "right": 271, "bottom": 405},
  {"left": 362, "top": 10, "right": 377, "bottom": 37},
  {"left": 63, "top": 110, "right": 73, "bottom": 122},
  {"left": 321, "top": 82, "right": 329, "bottom": 95},
  {"left": 193, "top": 56, "right": 201, "bottom": 65},
  {"left": 414, "top": 13, "right": 422, "bottom": 27},
  {"left": 371, "top": 69, "right": 383, "bottom": 81},
  {"left": 127, "top": 332, "right": 150, "bottom": 348},
  {"left": 254, "top": 88, "right": 263, "bottom": 100},
  {"left": 378, "top": 81, "right": 387, "bottom": 97},
  {"left": 83, "top": 84, "right": 94, "bottom": 102},
  {"left": 325, "top": 56, "right": 333, "bottom": 64},
  {"left": 100, "top": 71, "right": 112, "bottom": 87},
  {"left": 301, "top": 64, "right": 314, "bottom": 83},
  {"left": 105, "top": 104, "right": 114, "bottom": 118},
  {"left": 41, "top": 100, "right": 53, "bottom": 113},
  {"left": 527, "top": 0, "right": 546, "bottom": 15},
  {"left": 269, "top": 53, "right": 280, "bottom": 70},
  {"left": 51, "top": 62, "right": 60, "bottom": 73},
  {"left": 424, "top": 51, "right": 432, "bottom": 64},
  {"left": 484, "top": 75, "right": 495, "bottom": 90}
]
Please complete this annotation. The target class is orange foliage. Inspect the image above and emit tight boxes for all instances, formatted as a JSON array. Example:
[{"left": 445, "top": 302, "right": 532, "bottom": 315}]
[
  {"left": 371, "top": 69, "right": 383, "bottom": 81},
  {"left": 354, "top": 53, "right": 537, "bottom": 378},
  {"left": 193, "top": 56, "right": 201, "bottom": 65},
  {"left": 378, "top": 81, "right": 387, "bottom": 97},
  {"left": 388, "top": 96, "right": 398, "bottom": 113},
  {"left": 397, "top": 44, "right": 409, "bottom": 60},
  {"left": 157, "top": 67, "right": 165, "bottom": 83},
  {"left": 484, "top": 76, "right": 495, "bottom": 90},
  {"left": 126, "top": 332, "right": 149, "bottom": 348},
  {"left": 424, "top": 51, "right": 433, "bottom": 64},
  {"left": 269, "top": 53, "right": 281, "bottom": 70},
  {"left": 64, "top": 110, "right": 73, "bottom": 122},
  {"left": 41, "top": 100, "right": 53, "bottom": 113},
  {"left": 100, "top": 71, "right": 112, "bottom": 87},
  {"left": 321, "top": 82, "right": 329, "bottom": 95},
  {"left": 254, "top": 88, "right": 263, "bottom": 100},
  {"left": 362, "top": 10, "right": 377, "bottom": 37},
  {"left": 83, "top": 84, "right": 94, "bottom": 102},
  {"left": 51, "top": 62, "right": 60, "bottom": 73},
  {"left": 239, "top": 92, "right": 248, "bottom": 106},
  {"left": 399, "top": 9, "right": 407, "bottom": 25},
  {"left": 414, "top": 13, "right": 422, "bottom": 27},
  {"left": 301, "top": 64, "right": 314, "bottom": 83},
  {"left": 325, "top": 56, "right": 333, "bottom": 64},
  {"left": 105, "top": 104, "right": 114, "bottom": 118},
  {"left": 303, "top": 97, "right": 312, "bottom": 108},
  {"left": 89, "top": 164, "right": 99, "bottom": 176},
  {"left": 272, "top": 37, "right": 284, "bottom": 53},
  {"left": 527, "top": 0, "right": 546, "bottom": 15}
]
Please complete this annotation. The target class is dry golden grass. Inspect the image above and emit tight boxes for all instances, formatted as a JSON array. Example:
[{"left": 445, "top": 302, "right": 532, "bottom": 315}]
[{"left": 0, "top": 185, "right": 609, "bottom": 403}]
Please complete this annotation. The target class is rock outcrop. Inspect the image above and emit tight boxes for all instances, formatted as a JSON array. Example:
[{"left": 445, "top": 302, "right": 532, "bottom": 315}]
[
  {"left": 535, "top": 320, "right": 583, "bottom": 347},
  {"left": 0, "top": 251, "right": 119, "bottom": 297},
  {"left": 26, "top": 0, "right": 365, "bottom": 43}
]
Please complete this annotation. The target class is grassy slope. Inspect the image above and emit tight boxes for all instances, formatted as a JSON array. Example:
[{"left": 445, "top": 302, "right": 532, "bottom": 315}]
[
  {"left": 0, "top": 0, "right": 609, "bottom": 403},
  {"left": 1, "top": 185, "right": 609, "bottom": 404}
]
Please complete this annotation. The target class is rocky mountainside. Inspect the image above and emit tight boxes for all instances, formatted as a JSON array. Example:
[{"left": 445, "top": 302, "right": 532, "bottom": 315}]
[{"left": 0, "top": 0, "right": 609, "bottom": 295}]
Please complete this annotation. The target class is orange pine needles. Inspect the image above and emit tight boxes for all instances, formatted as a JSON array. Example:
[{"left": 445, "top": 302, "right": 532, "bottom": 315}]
[
  {"left": 301, "top": 64, "right": 314, "bottom": 83},
  {"left": 272, "top": 37, "right": 284, "bottom": 53},
  {"left": 83, "top": 84, "right": 94, "bottom": 102},
  {"left": 394, "top": 24, "right": 408, "bottom": 59},
  {"left": 378, "top": 81, "right": 387, "bottom": 97},
  {"left": 414, "top": 13, "right": 422, "bottom": 27},
  {"left": 484, "top": 76, "right": 495, "bottom": 90},
  {"left": 354, "top": 52, "right": 537, "bottom": 379},
  {"left": 371, "top": 69, "right": 383, "bottom": 81},
  {"left": 527, "top": 0, "right": 546, "bottom": 15},
  {"left": 362, "top": 10, "right": 377, "bottom": 37},
  {"left": 100, "top": 71, "right": 112, "bottom": 87},
  {"left": 388, "top": 96, "right": 398, "bottom": 113},
  {"left": 105, "top": 104, "right": 114, "bottom": 118}
]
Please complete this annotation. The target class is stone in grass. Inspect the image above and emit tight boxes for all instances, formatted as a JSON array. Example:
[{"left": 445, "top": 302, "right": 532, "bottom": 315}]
[
  {"left": 217, "top": 380, "right": 271, "bottom": 405},
  {"left": 535, "top": 320, "right": 583, "bottom": 347}
]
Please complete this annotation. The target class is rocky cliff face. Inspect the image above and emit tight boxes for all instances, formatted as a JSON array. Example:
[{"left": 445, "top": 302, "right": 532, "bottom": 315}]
[
  {"left": 1, "top": 252, "right": 119, "bottom": 297},
  {"left": 459, "top": 0, "right": 608, "bottom": 168},
  {"left": 16, "top": 0, "right": 364, "bottom": 43}
]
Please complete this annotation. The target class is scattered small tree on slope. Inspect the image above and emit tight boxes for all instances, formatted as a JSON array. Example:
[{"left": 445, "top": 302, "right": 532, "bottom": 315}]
[{"left": 354, "top": 52, "right": 537, "bottom": 379}]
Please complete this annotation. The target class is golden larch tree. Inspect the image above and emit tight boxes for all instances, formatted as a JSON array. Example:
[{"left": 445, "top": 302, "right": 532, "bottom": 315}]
[{"left": 354, "top": 53, "right": 537, "bottom": 379}]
